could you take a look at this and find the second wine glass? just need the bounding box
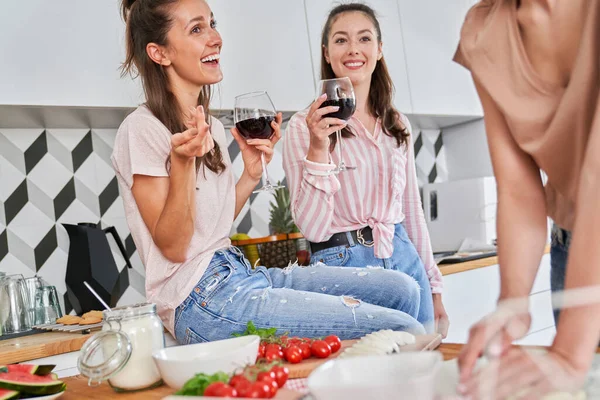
[317,77,357,173]
[234,91,283,194]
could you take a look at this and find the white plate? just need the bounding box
[308,352,442,400]
[23,390,66,400]
[435,359,461,397]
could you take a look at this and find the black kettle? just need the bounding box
[62,223,132,315]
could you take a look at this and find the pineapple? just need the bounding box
[260,184,299,268]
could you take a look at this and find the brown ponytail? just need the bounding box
[320,3,410,150]
[120,0,226,175]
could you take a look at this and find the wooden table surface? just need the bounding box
[57,343,462,399]
[0,331,92,364]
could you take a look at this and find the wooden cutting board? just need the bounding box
[0,331,93,364]
[285,333,442,379]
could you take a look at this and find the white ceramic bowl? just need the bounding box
[152,335,260,389]
[307,351,443,400]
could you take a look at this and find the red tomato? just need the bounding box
[257,371,277,382]
[235,380,253,397]
[247,381,271,398]
[266,379,278,398]
[324,335,342,353]
[270,365,289,388]
[265,348,283,362]
[297,342,311,359]
[265,343,283,353]
[257,375,278,398]
[264,343,283,361]
[311,340,332,358]
[230,374,251,389]
[257,343,266,358]
[284,346,303,364]
[203,382,237,397]
[279,335,289,345]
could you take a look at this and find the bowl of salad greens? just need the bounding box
[152,335,260,389]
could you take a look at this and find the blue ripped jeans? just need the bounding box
[174,246,425,345]
[550,223,571,325]
[310,223,434,332]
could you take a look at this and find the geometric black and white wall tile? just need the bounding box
[0,113,448,315]
[0,128,146,315]
[414,129,448,187]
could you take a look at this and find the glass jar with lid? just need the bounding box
[78,302,165,392]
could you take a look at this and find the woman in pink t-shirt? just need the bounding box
[112,0,426,345]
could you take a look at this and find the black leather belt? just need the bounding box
[310,227,374,254]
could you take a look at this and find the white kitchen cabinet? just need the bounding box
[304,0,413,113]
[443,264,501,344]
[208,0,315,111]
[0,0,143,108]
[397,0,482,116]
[443,254,554,345]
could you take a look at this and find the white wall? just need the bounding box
[398,0,482,116]
[208,0,316,111]
[0,0,143,107]
[442,119,493,181]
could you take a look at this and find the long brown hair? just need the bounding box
[120,0,226,175]
[321,3,409,150]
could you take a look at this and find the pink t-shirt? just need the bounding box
[111,105,235,335]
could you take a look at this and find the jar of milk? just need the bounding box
[77,303,165,392]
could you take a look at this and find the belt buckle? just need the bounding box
[357,228,374,247]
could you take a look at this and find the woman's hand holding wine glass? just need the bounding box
[233,91,284,193]
[305,93,348,163]
[308,77,356,173]
[171,105,215,160]
[231,112,282,182]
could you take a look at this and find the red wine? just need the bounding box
[319,98,356,121]
[235,116,275,140]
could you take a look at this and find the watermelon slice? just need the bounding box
[0,364,56,376]
[0,389,18,400]
[0,372,64,396]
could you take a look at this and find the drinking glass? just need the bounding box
[234,91,284,194]
[34,285,63,325]
[23,276,45,324]
[0,276,32,334]
[317,77,357,173]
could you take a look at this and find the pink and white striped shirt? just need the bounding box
[282,110,443,294]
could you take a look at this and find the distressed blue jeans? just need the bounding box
[310,223,434,332]
[174,246,425,344]
[550,223,571,325]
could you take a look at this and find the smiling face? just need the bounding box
[323,11,382,87]
[153,0,223,88]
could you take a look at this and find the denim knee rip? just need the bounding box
[551,223,572,249]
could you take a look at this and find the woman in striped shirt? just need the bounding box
[283,3,448,336]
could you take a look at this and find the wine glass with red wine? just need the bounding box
[234,91,284,194]
[318,77,356,173]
